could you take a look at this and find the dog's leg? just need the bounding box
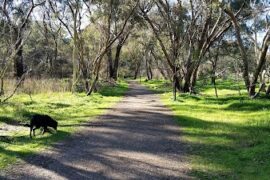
[33,127,38,136]
[30,127,32,138]
[42,127,45,135]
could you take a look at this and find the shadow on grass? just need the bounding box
[204,96,246,104]
[178,94,201,101]
[0,130,70,145]
[226,101,270,111]
[0,130,71,171]
[48,103,71,109]
[0,116,20,126]
[175,115,270,179]
[23,101,37,106]
[196,79,246,91]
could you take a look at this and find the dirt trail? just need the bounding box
[1,81,191,179]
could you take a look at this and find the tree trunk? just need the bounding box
[183,68,193,93]
[213,77,218,98]
[0,78,4,96]
[87,61,101,96]
[14,41,24,78]
[190,66,199,93]
[182,44,193,92]
[173,75,177,101]
[112,43,123,80]
[145,56,153,81]
[107,47,114,79]
[81,68,89,92]
[149,65,153,80]
[211,76,216,85]
[134,60,141,79]
[52,39,58,76]
[174,74,182,92]
[71,27,79,93]
[249,31,270,96]
[266,84,270,96]
[211,64,217,85]
[87,75,98,96]
[224,9,251,93]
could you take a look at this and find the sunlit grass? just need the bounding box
[0,81,128,169]
[141,79,270,179]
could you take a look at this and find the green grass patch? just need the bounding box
[141,79,270,179]
[0,81,128,169]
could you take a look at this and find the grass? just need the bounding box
[140,79,270,179]
[0,81,128,169]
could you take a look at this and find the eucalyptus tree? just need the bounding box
[93,0,138,81]
[86,0,139,95]
[48,0,91,92]
[140,0,187,97]
[140,0,232,96]
[223,0,270,97]
[0,0,44,79]
[48,0,139,94]
[37,4,62,76]
[0,0,44,100]
[183,1,233,93]
[0,0,45,79]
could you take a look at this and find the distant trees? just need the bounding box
[46,0,138,94]
[133,0,270,98]
[100,0,135,81]
[0,0,270,100]
[139,0,232,94]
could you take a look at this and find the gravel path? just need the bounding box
[1,82,191,179]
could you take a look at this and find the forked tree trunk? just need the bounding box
[183,71,192,93]
[174,74,182,92]
[134,60,141,79]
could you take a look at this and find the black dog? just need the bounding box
[24,114,58,138]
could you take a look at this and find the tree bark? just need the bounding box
[14,30,24,78]
[134,60,141,79]
[0,78,4,96]
[183,67,193,93]
[112,43,123,80]
[107,48,114,79]
[14,44,24,78]
[224,8,250,93]
[190,66,199,93]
